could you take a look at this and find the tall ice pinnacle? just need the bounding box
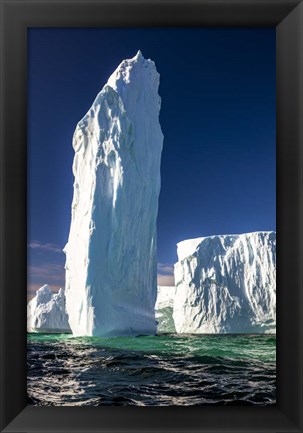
[64,52,163,337]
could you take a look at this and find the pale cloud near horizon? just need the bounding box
[28,263,65,298]
[157,274,175,286]
[29,263,65,282]
[27,260,175,299]
[157,262,175,287]
[27,263,65,299]
[28,240,63,254]
[157,262,174,275]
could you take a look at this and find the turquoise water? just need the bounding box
[27,333,276,406]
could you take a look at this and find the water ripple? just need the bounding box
[27,333,276,406]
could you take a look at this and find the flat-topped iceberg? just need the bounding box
[27,285,71,333]
[173,231,276,334]
[64,51,163,337]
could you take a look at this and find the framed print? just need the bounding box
[0,0,302,432]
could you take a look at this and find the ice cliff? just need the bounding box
[173,231,276,334]
[64,51,163,337]
[27,285,71,333]
[155,286,176,333]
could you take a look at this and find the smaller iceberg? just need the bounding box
[173,231,276,334]
[27,284,71,333]
[155,286,176,333]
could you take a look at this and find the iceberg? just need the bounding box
[155,286,176,333]
[64,51,163,337]
[27,285,71,333]
[173,231,276,334]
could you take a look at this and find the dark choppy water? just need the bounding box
[27,333,276,406]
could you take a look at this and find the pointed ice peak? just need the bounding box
[36,284,52,304]
[107,51,160,105]
[134,50,144,61]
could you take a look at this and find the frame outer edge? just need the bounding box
[0,0,303,432]
[0,0,28,431]
[276,1,303,430]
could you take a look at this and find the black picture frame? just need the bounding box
[1,0,302,432]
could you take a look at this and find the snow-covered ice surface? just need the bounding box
[155,286,176,333]
[173,232,276,334]
[64,51,163,337]
[27,285,71,333]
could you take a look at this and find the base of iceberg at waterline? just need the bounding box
[155,286,176,333]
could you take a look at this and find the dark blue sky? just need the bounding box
[28,28,276,294]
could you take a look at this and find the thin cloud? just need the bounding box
[28,263,65,285]
[157,262,175,287]
[28,261,176,295]
[28,240,63,254]
[157,274,175,287]
[157,262,174,275]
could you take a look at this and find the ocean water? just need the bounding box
[27,333,276,406]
